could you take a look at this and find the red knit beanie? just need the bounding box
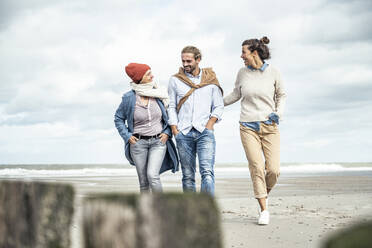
[125,63,151,83]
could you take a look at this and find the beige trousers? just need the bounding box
[240,123,280,199]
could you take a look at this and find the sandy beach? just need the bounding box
[218,175,372,248]
[1,165,372,248]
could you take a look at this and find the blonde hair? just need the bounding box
[181,46,202,60]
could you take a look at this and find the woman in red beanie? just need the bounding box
[115,63,179,193]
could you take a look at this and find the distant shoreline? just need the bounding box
[1,162,372,167]
[1,163,372,179]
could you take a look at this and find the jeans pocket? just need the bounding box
[266,123,278,134]
[175,132,182,139]
[157,138,166,145]
[205,128,214,134]
[130,142,136,147]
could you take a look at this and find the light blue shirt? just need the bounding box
[247,62,269,71]
[168,69,224,135]
[241,113,279,132]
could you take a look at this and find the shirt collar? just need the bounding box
[185,69,201,78]
[247,62,268,72]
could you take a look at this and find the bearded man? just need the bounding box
[167,46,224,196]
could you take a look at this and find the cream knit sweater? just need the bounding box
[224,65,286,122]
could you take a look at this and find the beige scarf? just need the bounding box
[130,81,169,108]
[173,67,223,113]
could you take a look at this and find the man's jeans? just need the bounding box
[130,137,167,193]
[175,128,216,196]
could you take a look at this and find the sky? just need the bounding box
[0,0,372,164]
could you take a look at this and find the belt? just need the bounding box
[133,133,161,140]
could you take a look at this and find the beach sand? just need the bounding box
[11,171,372,248]
[218,175,372,248]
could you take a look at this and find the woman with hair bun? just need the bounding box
[224,36,287,225]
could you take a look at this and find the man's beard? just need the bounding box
[184,65,195,73]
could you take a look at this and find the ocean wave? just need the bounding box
[281,163,372,173]
[0,168,137,178]
[216,163,372,173]
[0,163,371,178]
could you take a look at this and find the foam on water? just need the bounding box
[215,163,372,173]
[0,168,137,178]
[281,163,372,173]
[0,163,371,178]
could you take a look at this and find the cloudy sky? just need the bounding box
[1,0,371,164]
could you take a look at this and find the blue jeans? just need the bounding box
[175,128,216,196]
[130,137,167,193]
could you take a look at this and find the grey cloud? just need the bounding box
[323,0,372,14]
[302,0,372,45]
[1,0,372,163]
[1,101,116,130]
[0,0,58,30]
[0,85,17,104]
[1,80,123,130]
[289,82,372,116]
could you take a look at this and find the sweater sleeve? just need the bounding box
[223,70,242,106]
[274,69,287,119]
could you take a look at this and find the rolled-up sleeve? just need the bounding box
[210,86,224,122]
[167,77,178,126]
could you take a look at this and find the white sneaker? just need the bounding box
[258,210,270,225]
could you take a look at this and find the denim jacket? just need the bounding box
[114,90,179,174]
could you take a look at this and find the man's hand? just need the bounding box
[159,133,169,144]
[128,135,139,145]
[205,123,214,130]
[205,117,218,130]
[170,125,179,136]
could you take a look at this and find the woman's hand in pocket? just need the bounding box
[159,133,169,144]
[129,136,139,145]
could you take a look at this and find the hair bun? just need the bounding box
[260,36,270,44]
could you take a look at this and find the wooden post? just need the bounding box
[0,181,74,248]
[322,221,372,248]
[83,193,222,248]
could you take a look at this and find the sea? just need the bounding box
[1,163,371,179]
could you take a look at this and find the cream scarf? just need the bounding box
[130,81,169,108]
